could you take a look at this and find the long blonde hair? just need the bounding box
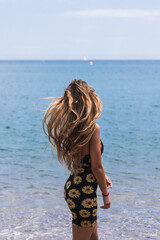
[42,79,102,174]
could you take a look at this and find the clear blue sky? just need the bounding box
[0,0,160,60]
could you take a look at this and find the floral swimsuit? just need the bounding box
[64,139,104,227]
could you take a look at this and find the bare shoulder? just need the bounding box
[91,124,100,141]
[90,123,101,148]
[95,123,100,132]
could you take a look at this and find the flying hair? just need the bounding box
[42,79,102,175]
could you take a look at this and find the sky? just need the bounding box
[0,0,160,60]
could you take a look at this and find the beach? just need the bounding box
[0,60,159,239]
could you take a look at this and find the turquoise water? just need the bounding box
[0,60,160,239]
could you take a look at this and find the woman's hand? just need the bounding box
[105,175,112,189]
[100,195,111,209]
[100,175,112,209]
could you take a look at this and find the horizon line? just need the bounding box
[0,59,160,61]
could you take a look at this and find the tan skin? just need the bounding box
[72,124,112,240]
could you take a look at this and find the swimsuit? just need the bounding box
[64,139,104,228]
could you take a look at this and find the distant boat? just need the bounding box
[89,61,93,65]
[83,56,87,61]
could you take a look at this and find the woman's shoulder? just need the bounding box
[92,123,100,139]
[95,123,100,130]
[90,124,101,147]
[90,124,103,152]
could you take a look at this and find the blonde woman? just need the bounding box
[43,79,112,240]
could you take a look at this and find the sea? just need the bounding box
[0,60,159,240]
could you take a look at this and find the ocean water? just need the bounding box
[0,60,160,240]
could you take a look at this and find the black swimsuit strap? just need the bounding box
[100,139,104,154]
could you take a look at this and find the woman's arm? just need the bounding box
[90,124,111,209]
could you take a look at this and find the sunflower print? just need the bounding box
[68,189,81,198]
[77,167,84,173]
[82,185,94,194]
[80,221,92,227]
[64,139,104,227]
[81,198,93,208]
[92,197,97,207]
[86,173,95,183]
[66,181,71,189]
[79,209,91,218]
[92,209,97,217]
[66,199,75,209]
[83,163,90,167]
[64,189,66,199]
[72,212,77,219]
[73,176,82,184]
[92,220,97,227]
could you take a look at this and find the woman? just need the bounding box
[42,79,112,240]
